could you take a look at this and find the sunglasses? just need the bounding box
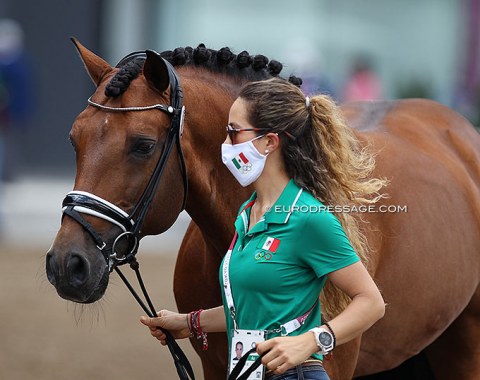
[225,125,297,144]
[225,125,269,144]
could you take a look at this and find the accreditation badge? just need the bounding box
[228,329,265,380]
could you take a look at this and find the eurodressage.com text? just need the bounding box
[271,204,408,214]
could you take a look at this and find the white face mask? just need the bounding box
[221,135,267,187]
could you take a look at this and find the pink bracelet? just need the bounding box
[190,309,208,351]
[186,313,194,337]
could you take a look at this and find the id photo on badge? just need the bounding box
[233,341,244,361]
[229,329,265,380]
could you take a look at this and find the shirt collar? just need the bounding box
[234,179,304,235]
[264,179,303,225]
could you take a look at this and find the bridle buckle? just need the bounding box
[96,242,106,251]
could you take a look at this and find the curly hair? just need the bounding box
[238,78,387,318]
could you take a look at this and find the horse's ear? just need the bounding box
[143,50,170,93]
[70,37,112,87]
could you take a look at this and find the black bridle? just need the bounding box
[63,50,187,270]
[61,51,194,380]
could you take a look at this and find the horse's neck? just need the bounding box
[185,166,249,257]
[181,69,250,256]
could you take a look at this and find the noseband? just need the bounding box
[62,50,187,272]
[61,51,194,380]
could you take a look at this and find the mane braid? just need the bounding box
[105,44,302,98]
[105,58,145,98]
[159,44,293,83]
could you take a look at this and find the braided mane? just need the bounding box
[105,43,302,98]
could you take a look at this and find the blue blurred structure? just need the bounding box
[0,19,33,181]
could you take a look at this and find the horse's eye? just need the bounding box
[133,140,156,156]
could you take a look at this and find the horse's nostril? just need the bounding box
[67,254,90,288]
[46,251,57,285]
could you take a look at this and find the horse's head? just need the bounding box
[46,39,187,303]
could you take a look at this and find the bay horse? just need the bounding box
[46,39,480,380]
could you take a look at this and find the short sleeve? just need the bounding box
[299,210,360,278]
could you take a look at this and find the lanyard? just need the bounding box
[225,199,318,380]
[222,204,317,334]
[223,230,240,330]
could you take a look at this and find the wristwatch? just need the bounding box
[309,327,334,355]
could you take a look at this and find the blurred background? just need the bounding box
[0,0,478,379]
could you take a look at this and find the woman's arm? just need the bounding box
[256,261,384,374]
[324,261,385,345]
[200,306,228,332]
[140,306,227,345]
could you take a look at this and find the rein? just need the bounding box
[61,51,194,380]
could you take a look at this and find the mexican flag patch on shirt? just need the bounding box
[261,236,281,252]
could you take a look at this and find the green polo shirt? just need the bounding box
[219,179,359,358]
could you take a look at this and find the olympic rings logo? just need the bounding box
[254,250,273,261]
[240,163,252,174]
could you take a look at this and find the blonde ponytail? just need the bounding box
[307,95,386,317]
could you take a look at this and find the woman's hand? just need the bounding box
[140,309,191,346]
[255,332,318,375]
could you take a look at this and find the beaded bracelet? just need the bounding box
[187,312,193,338]
[323,322,336,349]
[189,309,208,351]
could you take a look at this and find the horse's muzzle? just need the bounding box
[46,248,108,303]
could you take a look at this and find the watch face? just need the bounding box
[319,332,333,346]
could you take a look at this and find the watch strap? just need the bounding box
[309,327,334,355]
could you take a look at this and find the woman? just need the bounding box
[141,78,386,380]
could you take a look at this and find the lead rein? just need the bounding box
[114,259,196,380]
